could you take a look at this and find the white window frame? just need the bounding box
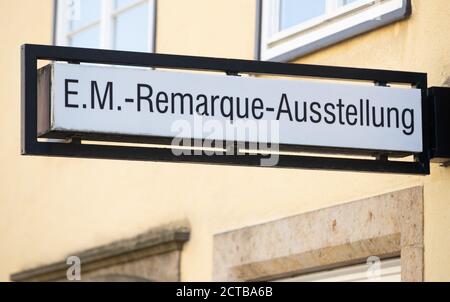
[55,0,156,52]
[277,258,401,282]
[260,0,411,62]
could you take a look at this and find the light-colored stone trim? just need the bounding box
[213,187,423,282]
[11,222,190,282]
[81,250,182,282]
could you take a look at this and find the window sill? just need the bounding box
[260,0,411,62]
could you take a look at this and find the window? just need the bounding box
[277,258,401,282]
[55,0,156,52]
[213,187,423,282]
[11,223,190,282]
[259,0,411,61]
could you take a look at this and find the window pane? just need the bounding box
[69,25,100,48]
[280,0,326,30]
[114,3,149,51]
[69,0,101,31]
[342,0,358,5]
[115,0,140,9]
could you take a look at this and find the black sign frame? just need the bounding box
[21,44,429,174]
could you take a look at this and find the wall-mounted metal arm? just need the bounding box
[429,87,450,165]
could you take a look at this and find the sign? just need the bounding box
[38,62,423,153]
[23,44,430,174]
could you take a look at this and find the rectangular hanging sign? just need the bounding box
[38,62,422,153]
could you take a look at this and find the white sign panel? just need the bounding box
[39,62,423,153]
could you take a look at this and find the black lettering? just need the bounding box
[346,104,358,125]
[387,107,399,128]
[252,98,264,119]
[196,94,209,116]
[337,99,345,125]
[276,93,293,121]
[91,81,113,110]
[372,107,385,127]
[310,102,322,123]
[137,84,153,112]
[402,109,414,135]
[324,103,336,124]
[236,97,249,119]
[171,93,193,115]
[65,79,79,108]
[359,99,364,126]
[366,99,370,126]
[220,96,234,121]
[156,91,168,113]
[211,95,220,116]
[294,101,307,122]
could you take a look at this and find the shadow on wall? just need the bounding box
[444,77,450,87]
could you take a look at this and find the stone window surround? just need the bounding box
[11,222,190,282]
[213,186,423,282]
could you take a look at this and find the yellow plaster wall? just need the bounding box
[0,0,448,281]
[292,0,450,281]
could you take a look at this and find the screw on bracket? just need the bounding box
[375,81,390,87]
[226,71,241,76]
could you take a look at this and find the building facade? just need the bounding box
[0,0,449,281]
